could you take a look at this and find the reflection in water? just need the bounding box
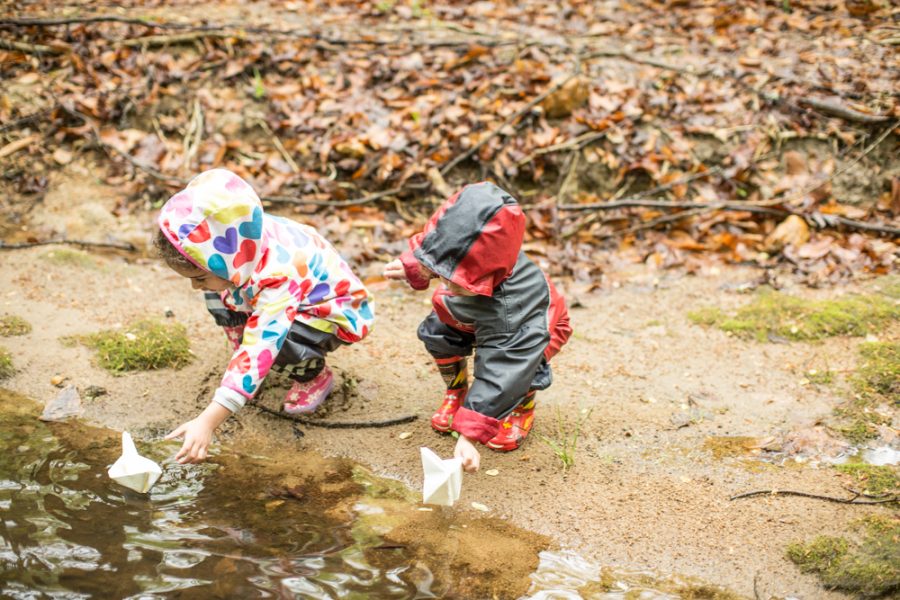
[0,397,428,599]
[0,391,742,600]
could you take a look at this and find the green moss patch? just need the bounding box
[835,342,899,444]
[852,342,899,405]
[786,516,900,597]
[703,436,761,460]
[0,348,13,380]
[40,248,98,269]
[835,463,900,497]
[0,315,31,337]
[73,320,192,373]
[688,287,899,342]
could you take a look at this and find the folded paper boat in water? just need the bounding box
[108,431,162,493]
[420,446,462,506]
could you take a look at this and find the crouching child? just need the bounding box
[384,182,571,472]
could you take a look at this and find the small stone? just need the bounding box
[471,502,490,512]
[485,469,499,476]
[164,308,175,318]
[83,385,107,400]
[40,385,83,422]
[398,431,413,440]
[50,375,65,387]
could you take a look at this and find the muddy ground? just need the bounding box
[1,166,896,599]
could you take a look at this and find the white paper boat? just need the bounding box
[420,447,462,507]
[108,432,162,493]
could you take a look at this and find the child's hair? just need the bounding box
[154,229,196,271]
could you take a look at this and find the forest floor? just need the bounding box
[1,1,898,597]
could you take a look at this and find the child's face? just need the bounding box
[170,262,233,292]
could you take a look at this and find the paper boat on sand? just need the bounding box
[420,447,462,506]
[108,432,162,493]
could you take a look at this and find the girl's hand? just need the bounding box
[383,259,407,281]
[166,418,213,464]
[454,435,481,473]
[165,402,231,464]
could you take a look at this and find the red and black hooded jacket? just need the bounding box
[399,182,572,443]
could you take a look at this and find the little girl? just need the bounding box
[156,169,374,464]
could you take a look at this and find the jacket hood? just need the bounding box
[412,182,525,297]
[158,169,267,288]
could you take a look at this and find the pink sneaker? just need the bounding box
[283,367,334,415]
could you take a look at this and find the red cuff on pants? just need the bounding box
[451,407,500,444]
[400,249,432,290]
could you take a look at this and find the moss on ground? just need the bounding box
[852,342,899,404]
[0,348,13,380]
[835,341,899,444]
[40,248,98,269]
[0,315,31,337]
[804,368,834,385]
[702,436,760,460]
[72,320,192,373]
[786,515,900,597]
[835,463,900,497]
[687,286,899,342]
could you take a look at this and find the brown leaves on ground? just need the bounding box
[0,0,897,288]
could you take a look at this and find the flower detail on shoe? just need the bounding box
[283,366,334,415]
[485,392,536,452]
[223,325,245,351]
[431,387,468,433]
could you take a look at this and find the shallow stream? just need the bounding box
[0,390,742,599]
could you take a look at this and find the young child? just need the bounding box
[156,169,373,464]
[384,182,571,472]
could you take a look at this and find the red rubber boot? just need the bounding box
[430,356,468,433]
[485,391,536,452]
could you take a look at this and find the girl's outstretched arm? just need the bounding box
[165,402,232,464]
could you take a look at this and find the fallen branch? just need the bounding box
[440,71,578,176]
[599,206,711,239]
[250,402,418,429]
[561,198,900,236]
[262,182,429,208]
[0,108,54,133]
[730,489,898,505]
[819,214,900,237]
[0,15,199,29]
[558,168,721,210]
[515,131,606,168]
[119,31,245,48]
[0,134,41,159]
[583,48,709,76]
[0,37,67,54]
[0,15,480,48]
[797,97,890,124]
[0,238,137,251]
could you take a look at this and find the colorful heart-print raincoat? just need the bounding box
[158,169,373,413]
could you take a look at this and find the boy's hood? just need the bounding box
[158,169,267,287]
[412,182,525,297]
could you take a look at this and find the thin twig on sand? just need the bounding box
[0,239,137,251]
[250,402,418,429]
[730,489,898,505]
